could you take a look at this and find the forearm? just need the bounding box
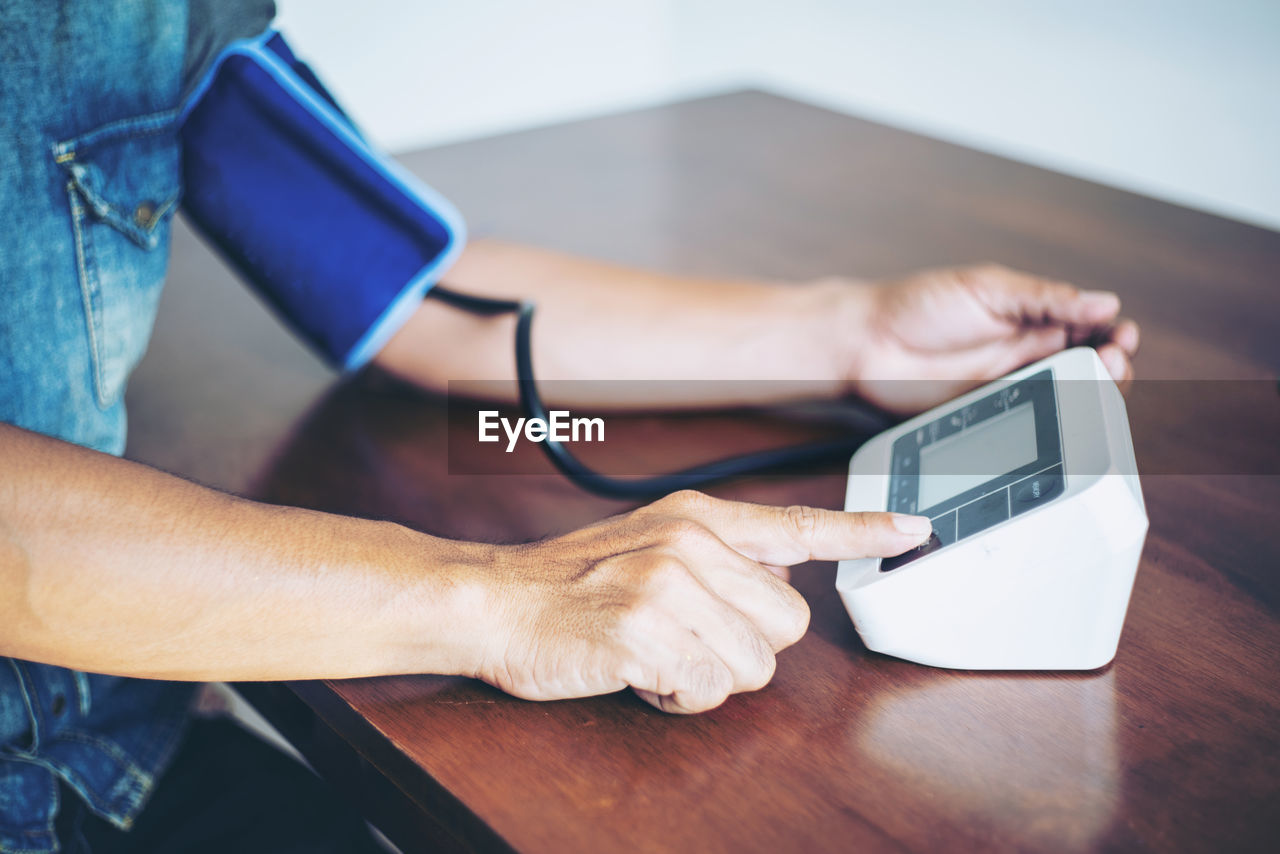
[374,240,870,407]
[0,423,490,681]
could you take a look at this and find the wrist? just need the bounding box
[798,276,878,395]
[374,525,501,679]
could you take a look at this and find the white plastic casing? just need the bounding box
[835,348,1148,670]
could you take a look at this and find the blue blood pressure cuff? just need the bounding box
[179,31,465,370]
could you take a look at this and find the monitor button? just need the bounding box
[880,530,943,572]
[957,489,1010,539]
[930,509,958,546]
[1013,465,1064,513]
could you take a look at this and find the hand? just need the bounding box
[472,490,933,713]
[834,264,1141,413]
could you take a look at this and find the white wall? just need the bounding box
[275,0,1280,230]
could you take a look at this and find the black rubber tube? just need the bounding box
[428,285,880,500]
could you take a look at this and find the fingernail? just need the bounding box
[892,514,933,537]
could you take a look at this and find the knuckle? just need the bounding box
[783,504,822,543]
[601,553,685,626]
[744,661,776,693]
[683,658,733,712]
[765,589,811,648]
[951,267,983,296]
[1044,279,1077,301]
[957,263,1011,293]
[654,517,714,549]
[660,489,712,514]
[783,596,812,645]
[743,641,777,692]
[631,551,691,594]
[605,598,650,640]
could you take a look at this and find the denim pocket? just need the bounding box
[52,110,181,409]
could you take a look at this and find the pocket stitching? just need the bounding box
[51,108,182,250]
[52,111,181,410]
[50,108,179,161]
[62,163,180,251]
[65,182,113,410]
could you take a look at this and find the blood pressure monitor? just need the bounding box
[836,347,1148,670]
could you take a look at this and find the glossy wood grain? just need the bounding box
[127,91,1280,853]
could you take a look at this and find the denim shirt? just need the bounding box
[0,2,256,850]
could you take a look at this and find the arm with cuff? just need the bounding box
[182,31,1136,416]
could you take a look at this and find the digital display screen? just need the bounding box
[916,403,1039,511]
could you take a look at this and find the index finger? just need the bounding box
[652,491,933,566]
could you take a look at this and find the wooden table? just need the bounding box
[126,91,1280,853]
